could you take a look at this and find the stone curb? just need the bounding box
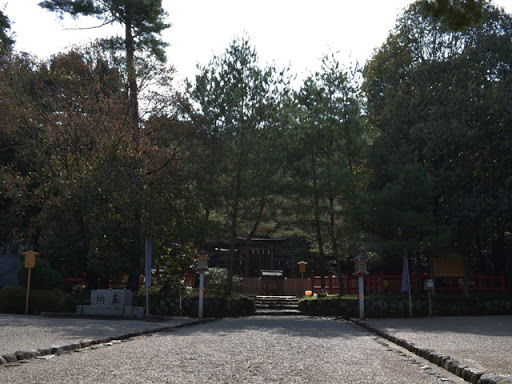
[351,319,512,384]
[0,318,215,367]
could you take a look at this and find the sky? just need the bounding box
[3,0,512,84]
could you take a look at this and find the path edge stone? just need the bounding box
[0,318,215,367]
[351,318,509,384]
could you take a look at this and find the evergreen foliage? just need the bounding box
[1,1,511,296]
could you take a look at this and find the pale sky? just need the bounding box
[3,0,512,84]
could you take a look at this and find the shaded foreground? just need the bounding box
[0,316,465,383]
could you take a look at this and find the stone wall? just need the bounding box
[299,295,512,318]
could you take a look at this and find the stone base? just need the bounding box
[76,305,144,317]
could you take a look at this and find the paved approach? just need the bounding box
[364,316,512,380]
[0,314,195,356]
[1,316,465,384]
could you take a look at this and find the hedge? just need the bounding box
[299,294,512,318]
[0,286,74,315]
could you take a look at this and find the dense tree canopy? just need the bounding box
[363,1,512,286]
[418,0,487,30]
[288,55,368,288]
[39,0,170,149]
[185,37,290,294]
[1,0,512,295]
[0,10,14,50]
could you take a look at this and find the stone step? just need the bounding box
[254,296,298,303]
[255,300,298,304]
[253,295,302,316]
[255,303,298,310]
[254,309,305,316]
[254,299,298,304]
[254,295,298,299]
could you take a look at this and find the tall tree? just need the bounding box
[363,1,512,290]
[186,37,289,294]
[291,56,367,289]
[39,0,170,150]
[0,45,193,288]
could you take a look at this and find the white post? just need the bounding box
[145,238,152,316]
[359,275,364,319]
[198,271,205,319]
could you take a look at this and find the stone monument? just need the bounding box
[76,289,144,317]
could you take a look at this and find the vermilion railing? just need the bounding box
[309,272,505,295]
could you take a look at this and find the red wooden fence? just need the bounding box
[309,272,505,295]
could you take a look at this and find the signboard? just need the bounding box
[432,253,464,277]
[24,250,37,269]
[22,250,38,314]
[353,254,368,276]
[424,279,434,290]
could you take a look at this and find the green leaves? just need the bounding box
[287,55,368,281]
[0,9,14,50]
[185,37,291,293]
[418,0,486,30]
[364,1,512,280]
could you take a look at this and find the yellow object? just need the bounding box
[23,250,38,315]
[23,250,38,269]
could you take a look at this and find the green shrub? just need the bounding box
[0,286,26,314]
[30,289,69,314]
[133,288,255,318]
[0,286,71,315]
[298,293,512,318]
[205,268,242,295]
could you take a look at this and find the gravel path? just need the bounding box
[0,316,464,384]
[0,314,194,355]
[365,316,512,379]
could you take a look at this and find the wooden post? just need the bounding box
[359,276,364,319]
[298,262,307,297]
[23,250,38,315]
[25,267,32,315]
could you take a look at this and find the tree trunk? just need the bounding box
[312,151,325,290]
[492,228,505,275]
[125,20,140,151]
[125,20,142,293]
[329,196,343,295]
[126,269,140,292]
[225,169,242,296]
